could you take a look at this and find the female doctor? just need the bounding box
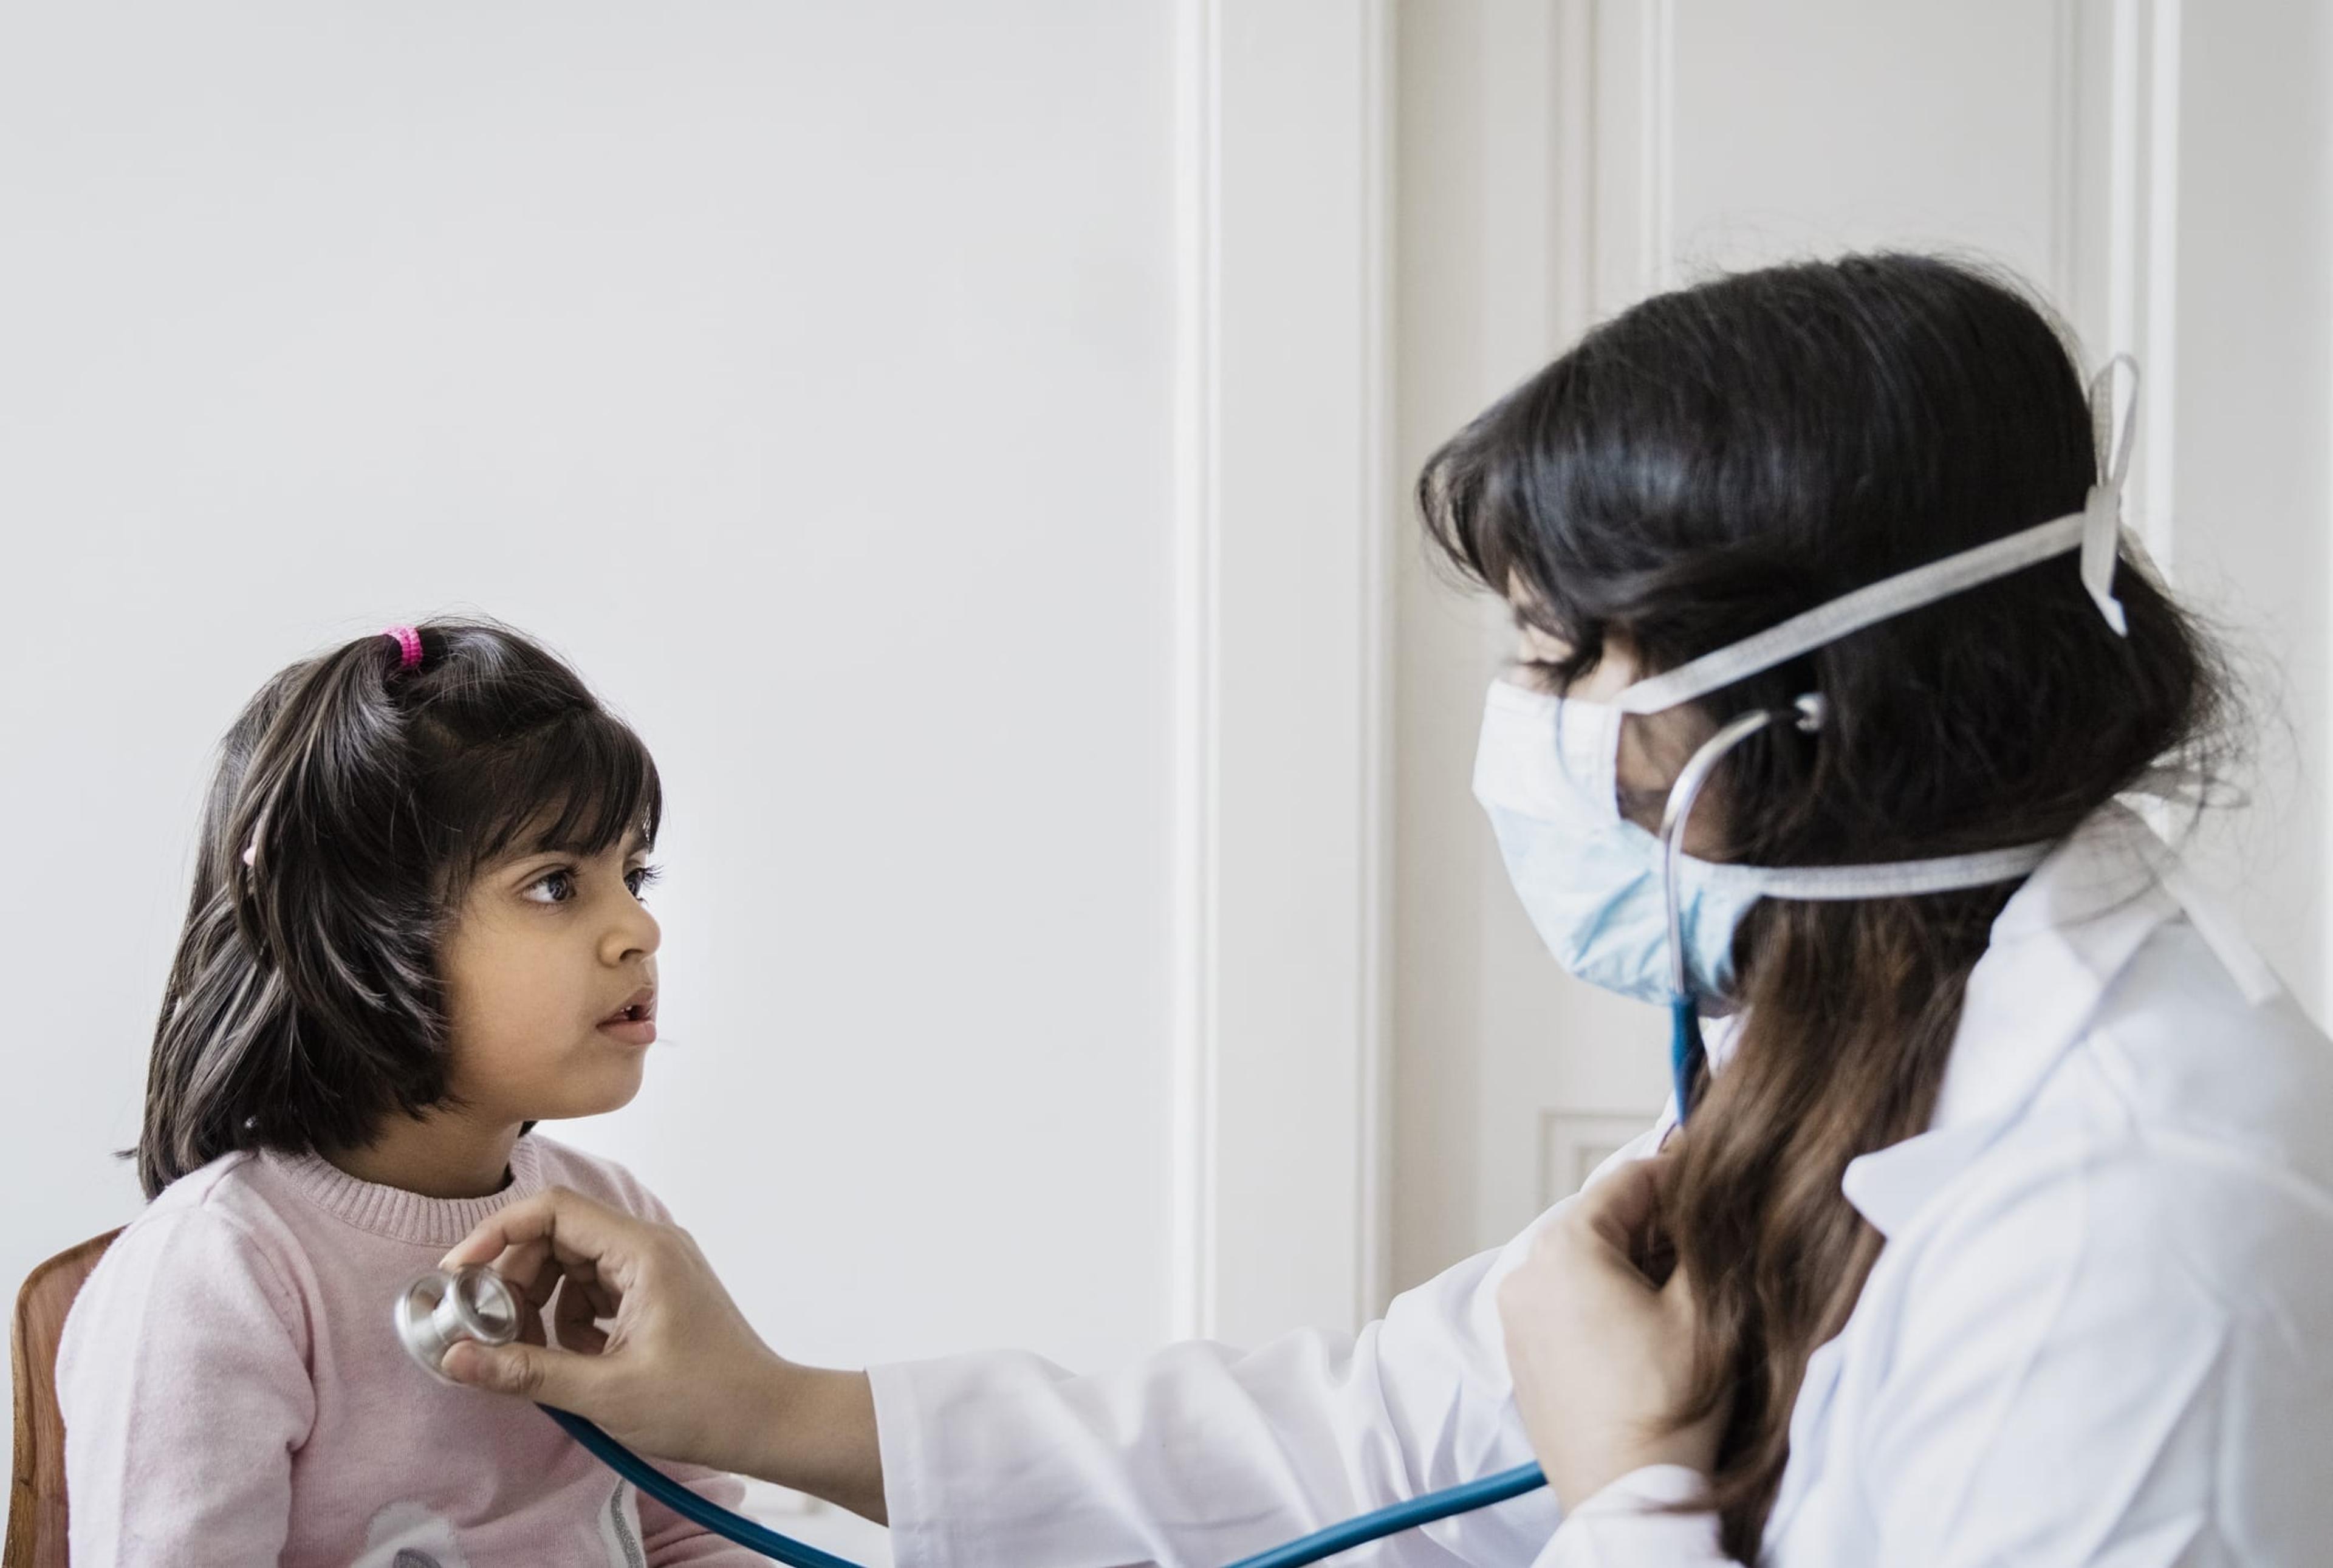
[439,254,2333,1564]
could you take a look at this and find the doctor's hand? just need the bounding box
[1497,1154,1729,1513]
[436,1187,887,1522]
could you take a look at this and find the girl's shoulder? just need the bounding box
[107,1149,305,1272]
[62,1153,312,1380]
[515,1133,677,1225]
[100,1147,304,1263]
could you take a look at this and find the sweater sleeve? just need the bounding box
[58,1207,316,1568]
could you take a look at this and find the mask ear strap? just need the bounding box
[2082,354,2142,637]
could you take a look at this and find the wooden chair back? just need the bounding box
[6,1231,122,1568]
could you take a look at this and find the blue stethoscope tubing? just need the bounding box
[542,1403,1547,1568]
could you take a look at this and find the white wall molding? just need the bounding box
[1354,0,1397,1324]
[1170,0,1397,1344]
[2049,0,2083,309]
[2160,0,2331,1021]
[1638,0,1677,295]
[2139,0,2182,567]
[1167,0,1224,1346]
[2063,0,2183,563]
[2107,0,2182,564]
[1550,0,1599,345]
[1574,0,1681,321]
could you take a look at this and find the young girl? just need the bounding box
[59,620,760,1567]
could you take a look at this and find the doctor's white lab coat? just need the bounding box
[866,804,2333,1566]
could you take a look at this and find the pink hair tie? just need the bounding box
[383,625,423,672]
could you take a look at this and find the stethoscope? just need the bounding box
[393,705,1798,1566]
[1658,694,1825,1122]
[394,1264,1541,1568]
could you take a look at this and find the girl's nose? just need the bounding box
[603,900,661,964]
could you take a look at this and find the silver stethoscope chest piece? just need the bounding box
[396,1265,521,1386]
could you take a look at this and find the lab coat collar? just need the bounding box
[1838,804,2198,1239]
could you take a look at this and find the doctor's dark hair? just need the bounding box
[137,619,662,1200]
[1419,254,2227,1559]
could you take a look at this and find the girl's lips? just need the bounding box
[598,985,657,1047]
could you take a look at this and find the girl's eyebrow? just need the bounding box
[527,831,652,863]
[489,839,645,885]
[511,821,653,861]
[488,849,567,878]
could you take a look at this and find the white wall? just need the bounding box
[13,0,2328,1547]
[0,1,1406,1552]
[1393,0,2333,1289]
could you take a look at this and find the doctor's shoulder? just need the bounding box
[1863,916,2333,1434]
[2071,911,2333,1216]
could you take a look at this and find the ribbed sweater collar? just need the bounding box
[263,1135,545,1247]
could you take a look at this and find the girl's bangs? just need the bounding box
[443,709,665,878]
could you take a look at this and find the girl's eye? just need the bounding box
[626,863,663,900]
[522,869,578,906]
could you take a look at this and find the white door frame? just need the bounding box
[1170,0,1397,1344]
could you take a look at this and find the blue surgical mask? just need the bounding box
[1473,677,2058,1118]
[1471,680,1769,1008]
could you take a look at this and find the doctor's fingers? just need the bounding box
[440,1186,658,1292]
[552,1276,612,1355]
[1569,1154,1679,1266]
[442,1334,617,1411]
[501,1237,621,1321]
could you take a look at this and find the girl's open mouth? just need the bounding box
[597,987,657,1047]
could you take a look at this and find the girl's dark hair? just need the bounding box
[138,618,662,1200]
[1418,253,2227,1559]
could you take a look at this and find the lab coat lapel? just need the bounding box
[1766,810,2183,1552]
[1838,805,2178,1240]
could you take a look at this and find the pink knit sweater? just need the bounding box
[58,1134,762,1567]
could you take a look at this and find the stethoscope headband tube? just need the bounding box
[1655,703,1808,1121]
